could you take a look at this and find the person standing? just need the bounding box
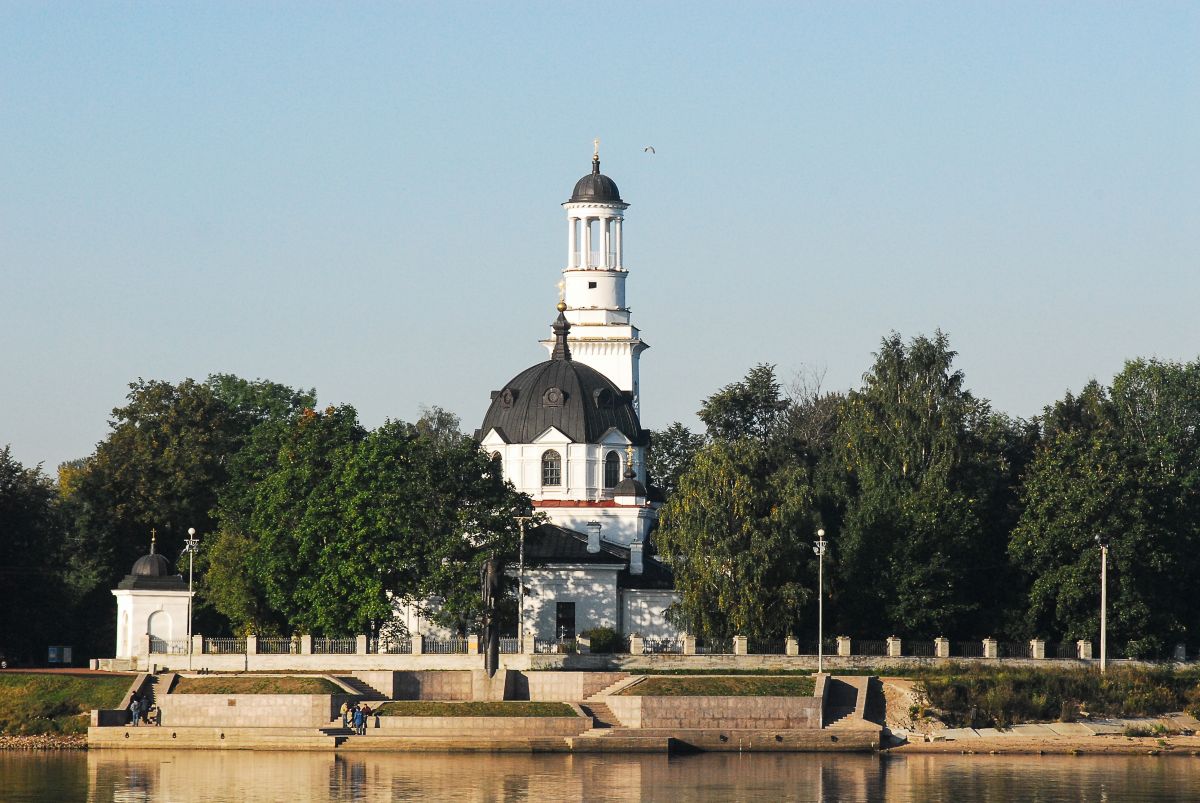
[130,696,141,727]
[340,700,351,728]
[353,705,365,736]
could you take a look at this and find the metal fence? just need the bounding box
[499,637,520,654]
[535,638,577,654]
[696,638,733,655]
[204,638,246,655]
[643,637,683,654]
[313,637,356,654]
[424,638,469,655]
[149,637,188,655]
[953,641,985,658]
[1049,642,1078,659]
[748,640,786,655]
[852,640,888,656]
[906,641,937,657]
[1000,642,1032,659]
[373,638,412,655]
[257,637,298,655]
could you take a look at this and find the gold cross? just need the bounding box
[150,528,157,553]
[625,444,634,468]
[593,138,600,158]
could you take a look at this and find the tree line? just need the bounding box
[650,333,1200,658]
[3,332,1198,662]
[1,376,529,662]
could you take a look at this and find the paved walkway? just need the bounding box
[933,713,1199,742]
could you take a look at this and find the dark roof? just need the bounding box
[478,311,646,446]
[116,573,188,591]
[524,523,675,590]
[614,463,647,497]
[132,552,173,577]
[568,156,623,204]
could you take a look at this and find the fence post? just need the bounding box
[785,636,799,656]
[356,635,368,655]
[467,634,480,655]
[733,636,748,656]
[837,636,851,657]
[300,634,313,655]
[1077,640,1093,660]
[934,637,950,659]
[683,634,697,656]
[138,633,152,659]
[523,630,536,655]
[887,636,902,658]
[411,634,424,655]
[630,635,645,656]
[1030,639,1045,659]
[191,634,204,656]
[246,634,258,655]
[983,638,998,659]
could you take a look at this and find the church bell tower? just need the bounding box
[542,141,648,414]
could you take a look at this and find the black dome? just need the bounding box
[480,311,645,446]
[569,156,623,204]
[132,552,173,577]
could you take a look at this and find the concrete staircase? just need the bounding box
[579,701,620,729]
[334,676,386,699]
[824,676,885,732]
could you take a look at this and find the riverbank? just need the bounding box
[891,732,1200,756]
[1,733,87,750]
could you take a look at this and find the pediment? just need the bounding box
[532,426,574,445]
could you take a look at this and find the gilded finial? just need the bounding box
[593,137,600,159]
[625,444,634,467]
[150,528,157,555]
[556,280,566,311]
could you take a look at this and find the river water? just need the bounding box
[3,750,1200,802]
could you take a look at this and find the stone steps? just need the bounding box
[579,701,622,728]
[585,674,639,700]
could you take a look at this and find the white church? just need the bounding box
[473,149,680,645]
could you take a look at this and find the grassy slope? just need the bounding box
[911,664,1200,728]
[620,676,816,696]
[172,676,342,695]
[376,701,576,717]
[0,673,133,735]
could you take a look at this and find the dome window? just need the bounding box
[542,450,562,486]
[542,387,565,407]
[593,387,613,409]
[499,389,516,408]
[604,450,620,489]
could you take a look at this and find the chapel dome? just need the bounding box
[568,157,623,204]
[132,552,173,577]
[479,311,646,446]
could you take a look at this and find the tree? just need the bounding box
[1011,360,1200,656]
[833,332,1021,638]
[657,438,819,641]
[645,423,705,500]
[0,447,75,663]
[698,363,791,442]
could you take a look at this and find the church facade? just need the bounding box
[474,151,680,645]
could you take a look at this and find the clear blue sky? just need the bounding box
[3,2,1197,472]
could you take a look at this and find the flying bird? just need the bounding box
[643,146,656,154]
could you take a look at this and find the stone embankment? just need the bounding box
[1,733,87,750]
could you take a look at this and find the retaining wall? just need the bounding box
[518,671,629,701]
[605,695,822,730]
[373,712,588,737]
[157,694,353,728]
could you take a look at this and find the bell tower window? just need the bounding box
[604,451,620,489]
[542,450,562,486]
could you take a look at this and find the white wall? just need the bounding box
[620,590,681,639]
[112,589,191,659]
[524,566,621,640]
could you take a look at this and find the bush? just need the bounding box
[581,627,623,654]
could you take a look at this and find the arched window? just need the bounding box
[604,450,620,489]
[542,449,562,486]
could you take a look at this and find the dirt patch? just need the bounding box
[619,676,815,696]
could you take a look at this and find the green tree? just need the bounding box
[698,363,790,442]
[656,439,818,640]
[1012,360,1200,656]
[0,447,76,663]
[833,332,1022,638]
[645,422,705,500]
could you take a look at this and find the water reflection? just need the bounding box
[4,749,1200,802]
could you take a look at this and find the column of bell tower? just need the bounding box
[543,148,649,414]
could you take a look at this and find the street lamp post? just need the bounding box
[1096,535,1108,674]
[183,527,200,671]
[813,528,828,674]
[516,516,533,654]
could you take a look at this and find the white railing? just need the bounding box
[149,637,189,655]
[257,637,299,655]
[313,637,356,654]
[424,638,469,654]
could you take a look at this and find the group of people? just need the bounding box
[340,701,374,735]
[128,694,161,726]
